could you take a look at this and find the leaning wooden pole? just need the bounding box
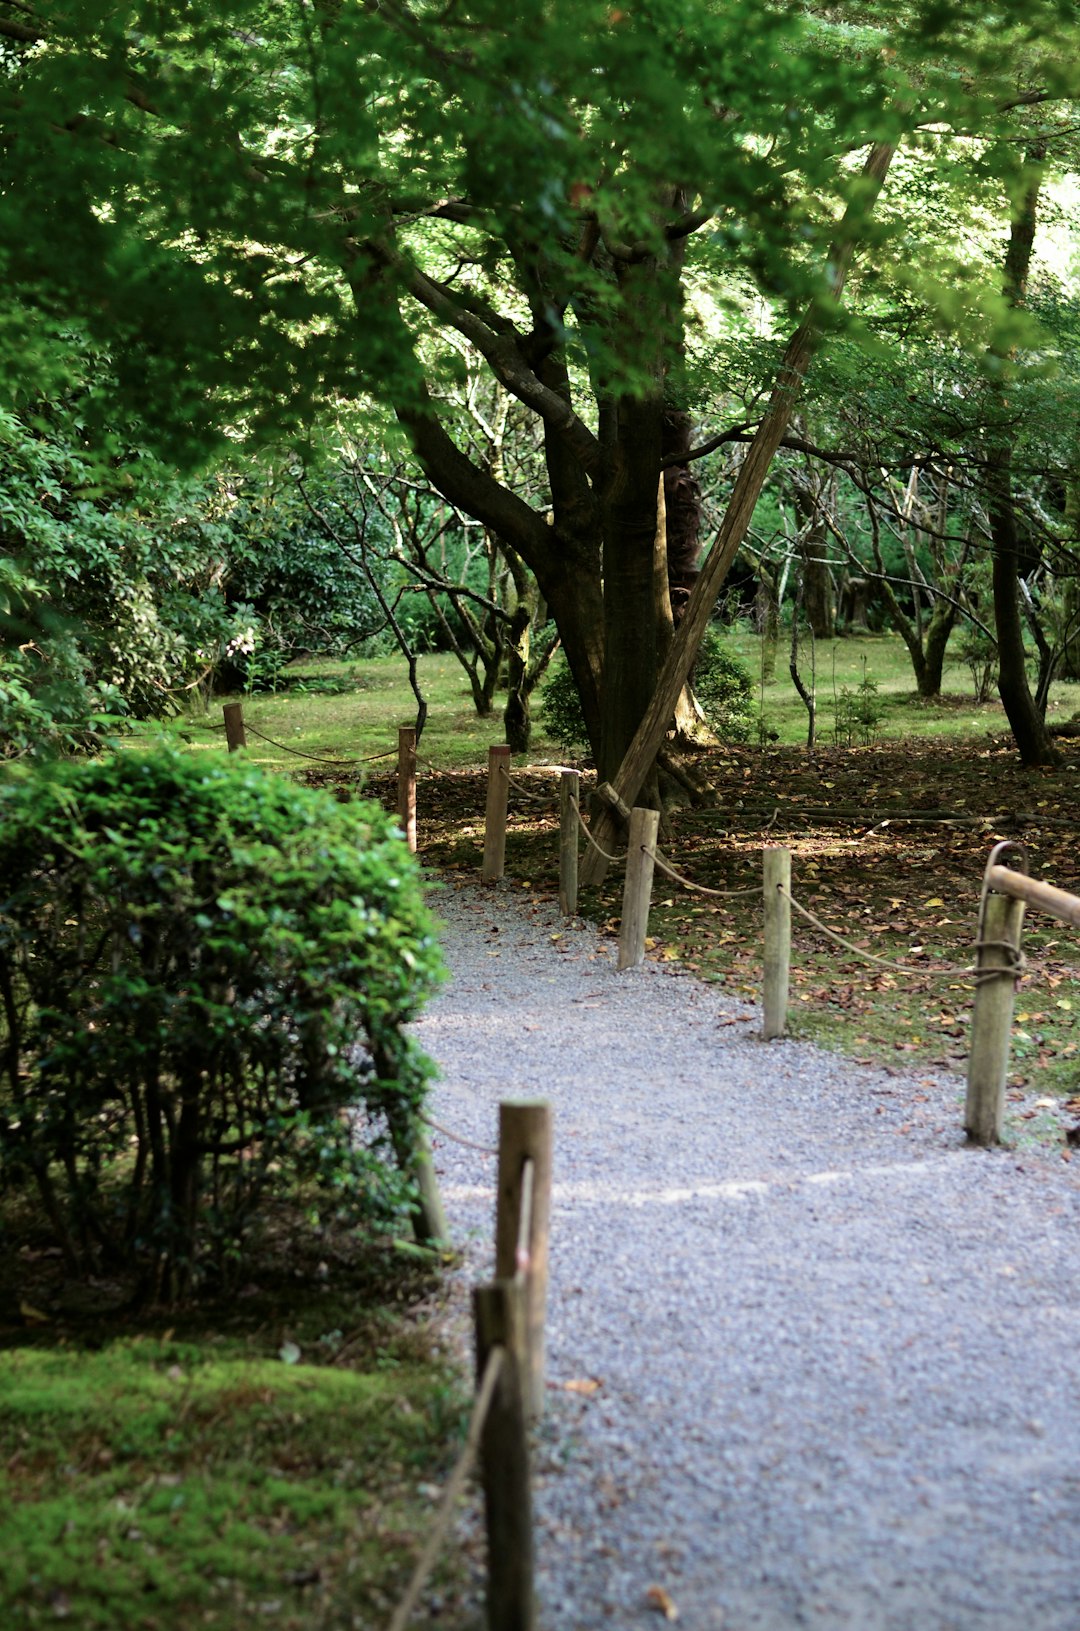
[762,846,792,1040]
[579,139,899,886]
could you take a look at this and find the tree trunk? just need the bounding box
[988,145,1059,767]
[579,140,899,878]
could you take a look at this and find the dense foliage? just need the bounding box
[541,630,754,751]
[0,748,444,1295]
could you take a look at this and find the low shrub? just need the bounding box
[539,628,754,750]
[0,747,443,1297]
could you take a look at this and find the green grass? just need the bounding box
[1,1335,468,1629]
[130,634,1080,770]
[1,1240,477,1631]
[134,653,567,775]
[723,627,1080,747]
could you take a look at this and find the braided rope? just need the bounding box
[783,887,1024,984]
[649,849,762,899]
[243,723,393,766]
[499,762,559,806]
[569,796,625,864]
[420,1110,499,1157]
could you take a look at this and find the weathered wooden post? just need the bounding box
[494,1100,552,1422]
[482,744,512,883]
[617,806,659,971]
[397,725,417,852]
[222,702,246,752]
[965,888,1026,1146]
[559,770,579,916]
[474,1280,535,1631]
[762,845,791,1040]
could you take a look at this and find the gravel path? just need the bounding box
[413,875,1080,1631]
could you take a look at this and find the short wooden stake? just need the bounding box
[397,725,417,852]
[474,1280,535,1631]
[222,701,246,752]
[965,889,1026,1146]
[763,846,791,1040]
[494,1100,552,1422]
[482,744,512,883]
[617,806,659,971]
[559,770,579,916]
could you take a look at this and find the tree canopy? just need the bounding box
[2,1,1079,772]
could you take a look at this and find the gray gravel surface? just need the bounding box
[413,875,1080,1631]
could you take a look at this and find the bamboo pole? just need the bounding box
[558,770,579,917]
[617,807,660,971]
[222,702,246,752]
[482,745,512,883]
[494,1101,553,1422]
[397,725,417,852]
[474,1280,535,1631]
[984,864,1080,930]
[762,846,791,1040]
[965,890,1026,1146]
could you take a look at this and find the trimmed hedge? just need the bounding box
[0,747,443,1296]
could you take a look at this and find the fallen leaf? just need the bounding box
[562,1377,602,1396]
[645,1585,679,1620]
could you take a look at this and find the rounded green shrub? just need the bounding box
[538,656,589,751]
[539,629,754,750]
[0,747,444,1295]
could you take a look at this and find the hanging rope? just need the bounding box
[569,796,625,864]
[648,848,762,899]
[498,762,559,806]
[243,723,394,766]
[783,887,1025,984]
[419,1110,499,1157]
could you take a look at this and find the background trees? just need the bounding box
[0,2,1077,771]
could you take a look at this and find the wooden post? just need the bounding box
[222,702,246,752]
[474,1280,535,1631]
[965,889,1026,1146]
[762,846,791,1040]
[482,744,512,883]
[411,1127,450,1247]
[617,806,659,971]
[397,725,417,853]
[494,1101,552,1422]
[559,770,579,916]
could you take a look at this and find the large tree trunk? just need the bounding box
[580,138,899,881]
[988,145,1059,767]
[599,387,662,783]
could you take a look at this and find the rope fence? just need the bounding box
[388,1099,551,1631]
[215,702,1076,1149]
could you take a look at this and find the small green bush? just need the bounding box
[691,629,755,743]
[539,629,754,750]
[0,747,443,1296]
[538,656,589,750]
